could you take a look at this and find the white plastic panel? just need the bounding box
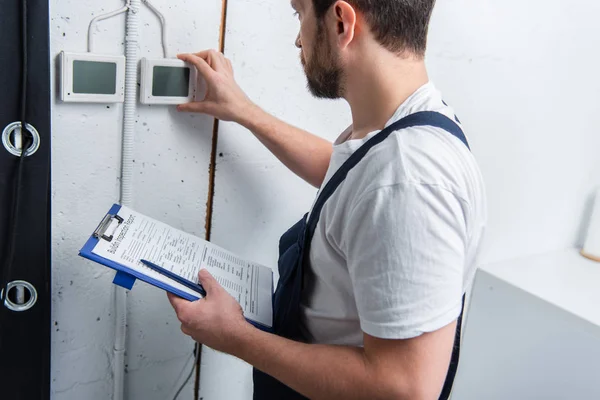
[453,269,600,399]
[139,58,197,105]
[60,51,125,103]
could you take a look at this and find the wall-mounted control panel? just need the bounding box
[140,58,198,105]
[60,52,125,103]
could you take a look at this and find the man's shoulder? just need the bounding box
[346,117,474,198]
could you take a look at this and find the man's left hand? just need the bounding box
[167,269,251,354]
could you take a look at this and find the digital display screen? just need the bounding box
[73,60,117,94]
[152,66,190,97]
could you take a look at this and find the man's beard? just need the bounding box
[302,24,343,99]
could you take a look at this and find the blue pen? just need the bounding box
[140,259,207,297]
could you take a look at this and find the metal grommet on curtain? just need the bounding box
[2,121,40,157]
[1,280,38,312]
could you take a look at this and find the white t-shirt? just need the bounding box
[299,82,487,345]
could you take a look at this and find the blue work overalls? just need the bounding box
[253,111,470,400]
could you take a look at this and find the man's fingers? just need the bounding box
[180,324,190,336]
[177,101,215,116]
[206,50,228,71]
[167,292,189,313]
[179,50,233,76]
[191,50,211,59]
[177,101,204,113]
[198,268,221,294]
[178,53,214,79]
[176,102,194,112]
[186,50,228,71]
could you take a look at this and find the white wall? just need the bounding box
[428,0,600,265]
[51,0,600,399]
[50,1,221,398]
[205,0,600,399]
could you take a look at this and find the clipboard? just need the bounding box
[79,204,201,301]
[79,204,274,331]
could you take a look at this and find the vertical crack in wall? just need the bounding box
[196,0,229,398]
[204,0,229,243]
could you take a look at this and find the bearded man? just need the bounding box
[169,1,487,399]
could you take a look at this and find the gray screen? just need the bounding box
[152,66,190,97]
[72,60,117,94]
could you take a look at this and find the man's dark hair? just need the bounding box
[312,0,436,56]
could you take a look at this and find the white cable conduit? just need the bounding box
[84,2,132,399]
[113,0,140,399]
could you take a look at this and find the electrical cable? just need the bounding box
[170,351,196,400]
[142,0,169,58]
[193,342,201,399]
[87,1,168,57]
[173,364,195,400]
[0,0,33,344]
[87,2,130,53]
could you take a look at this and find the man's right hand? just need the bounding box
[177,50,256,124]
[177,50,333,188]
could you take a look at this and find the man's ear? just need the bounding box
[332,1,357,49]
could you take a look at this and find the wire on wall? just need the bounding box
[142,0,169,58]
[87,2,130,53]
[87,1,169,58]
[169,350,195,400]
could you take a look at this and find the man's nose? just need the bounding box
[295,34,302,49]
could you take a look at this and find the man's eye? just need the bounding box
[293,11,299,18]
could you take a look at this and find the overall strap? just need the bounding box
[305,111,470,244]
[439,295,466,400]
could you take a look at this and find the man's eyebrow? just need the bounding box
[290,0,297,10]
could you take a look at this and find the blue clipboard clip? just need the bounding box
[140,259,207,298]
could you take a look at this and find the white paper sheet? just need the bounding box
[92,205,273,327]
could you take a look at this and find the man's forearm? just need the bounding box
[239,105,333,188]
[232,325,408,400]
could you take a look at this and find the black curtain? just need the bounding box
[0,0,51,398]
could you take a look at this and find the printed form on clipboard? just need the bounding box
[79,204,273,330]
